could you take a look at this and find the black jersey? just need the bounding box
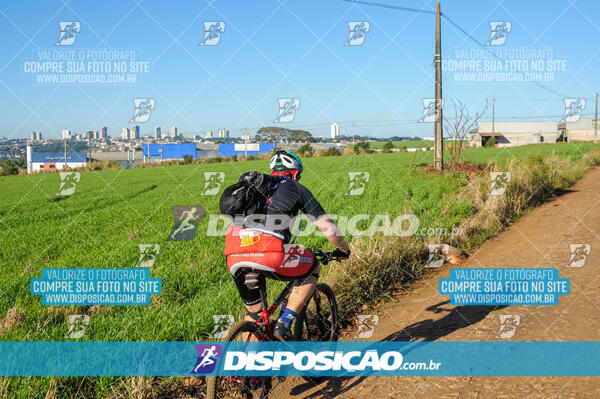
[263,178,327,243]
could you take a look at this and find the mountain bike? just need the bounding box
[206,250,342,399]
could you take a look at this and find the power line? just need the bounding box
[439,13,482,49]
[345,0,575,99]
[341,0,435,14]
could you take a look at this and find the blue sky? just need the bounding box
[1,0,599,139]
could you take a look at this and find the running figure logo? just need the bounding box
[56,172,80,196]
[65,314,89,339]
[496,315,520,339]
[566,243,591,268]
[200,22,225,46]
[192,344,222,374]
[346,172,370,196]
[201,172,225,196]
[487,172,511,196]
[355,314,378,338]
[486,22,511,46]
[56,22,81,46]
[274,98,300,123]
[167,206,204,241]
[345,22,370,46]
[419,99,443,123]
[426,244,445,268]
[129,98,156,123]
[136,244,160,268]
[209,315,235,339]
[560,98,586,123]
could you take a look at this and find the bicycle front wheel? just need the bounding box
[293,283,339,384]
[206,321,272,399]
[293,283,339,342]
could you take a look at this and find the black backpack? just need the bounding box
[219,171,283,217]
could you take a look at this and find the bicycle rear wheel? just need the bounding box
[206,321,272,399]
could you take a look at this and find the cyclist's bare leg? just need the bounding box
[239,303,262,342]
[244,303,262,322]
[285,275,317,313]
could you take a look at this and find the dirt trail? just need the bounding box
[275,166,600,398]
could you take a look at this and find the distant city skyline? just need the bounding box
[32,124,232,140]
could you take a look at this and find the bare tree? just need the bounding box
[443,99,489,171]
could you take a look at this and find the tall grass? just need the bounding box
[324,149,600,319]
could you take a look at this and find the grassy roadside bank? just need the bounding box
[326,149,600,320]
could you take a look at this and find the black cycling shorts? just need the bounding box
[232,258,320,306]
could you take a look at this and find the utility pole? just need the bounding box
[88,135,92,166]
[243,128,249,158]
[434,1,443,171]
[64,139,67,168]
[352,121,355,142]
[595,92,598,143]
[492,98,495,137]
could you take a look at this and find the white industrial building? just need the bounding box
[470,118,598,147]
[558,118,599,142]
[472,121,558,147]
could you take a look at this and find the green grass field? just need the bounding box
[1,142,599,397]
[0,149,466,342]
[2,142,599,341]
[368,139,433,149]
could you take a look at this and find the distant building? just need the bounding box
[30,131,43,141]
[130,125,140,140]
[171,126,178,138]
[161,131,169,139]
[83,131,94,140]
[100,126,107,139]
[26,145,87,173]
[62,129,72,139]
[154,126,161,139]
[143,143,197,162]
[30,132,36,141]
[206,130,213,138]
[218,143,275,157]
[471,121,558,147]
[330,123,339,139]
[559,118,599,142]
[121,128,130,140]
[218,128,229,138]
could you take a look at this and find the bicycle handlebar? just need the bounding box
[312,249,349,265]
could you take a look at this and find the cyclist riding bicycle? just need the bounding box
[223,150,350,341]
